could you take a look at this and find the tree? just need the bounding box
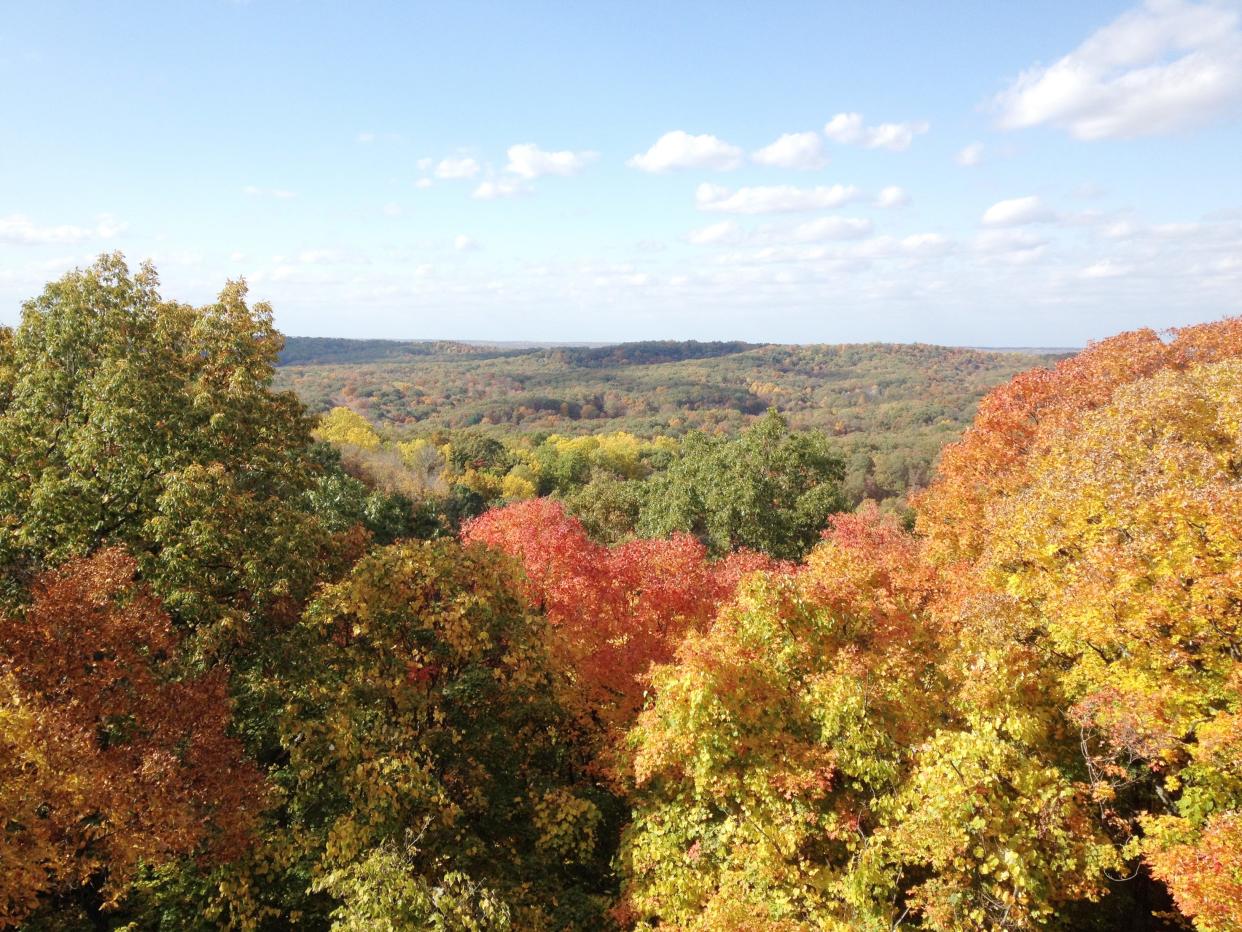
[637,410,844,560]
[915,318,1242,930]
[314,407,383,450]
[463,498,781,737]
[277,539,617,929]
[619,510,942,930]
[915,318,1242,565]
[0,254,330,648]
[974,358,1242,930]
[0,549,263,926]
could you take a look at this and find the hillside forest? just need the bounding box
[1,254,1240,931]
[274,335,1063,537]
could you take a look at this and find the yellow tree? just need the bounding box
[915,318,1242,930]
[314,406,383,450]
[978,359,1242,930]
[620,511,942,930]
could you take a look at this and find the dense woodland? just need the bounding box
[1,255,1240,931]
[275,336,1062,523]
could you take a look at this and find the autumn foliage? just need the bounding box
[0,549,262,925]
[616,318,1242,931]
[2,258,1239,931]
[462,497,782,730]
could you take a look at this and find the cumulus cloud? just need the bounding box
[435,156,481,180]
[975,229,1050,263]
[981,195,1056,226]
[876,185,910,208]
[823,112,930,150]
[454,234,479,252]
[995,0,1242,139]
[628,131,744,172]
[686,220,742,245]
[696,182,860,214]
[1080,259,1133,278]
[414,178,434,189]
[505,143,598,179]
[847,233,953,259]
[790,216,873,241]
[956,142,985,166]
[751,131,827,169]
[0,213,126,245]
[472,178,527,200]
[899,233,952,255]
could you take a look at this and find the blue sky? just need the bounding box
[2,0,1241,345]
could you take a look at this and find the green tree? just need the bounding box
[636,410,844,559]
[277,539,618,929]
[0,254,328,647]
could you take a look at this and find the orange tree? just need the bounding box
[0,549,262,927]
[617,319,1242,931]
[914,319,1242,930]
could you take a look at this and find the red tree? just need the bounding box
[463,498,784,731]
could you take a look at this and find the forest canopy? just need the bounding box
[0,256,1238,931]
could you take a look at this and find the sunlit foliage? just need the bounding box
[0,549,262,925]
[1,258,1237,932]
[277,539,616,929]
[463,498,781,735]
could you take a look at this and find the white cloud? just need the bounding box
[686,220,742,245]
[696,182,860,214]
[1080,259,1133,278]
[981,195,1055,226]
[823,112,930,150]
[435,156,481,180]
[849,234,954,259]
[357,131,376,144]
[472,178,527,200]
[995,0,1242,139]
[900,233,952,255]
[956,142,985,166]
[790,216,873,241]
[627,130,744,172]
[454,234,479,252]
[1103,219,1138,238]
[382,202,402,217]
[414,178,434,189]
[416,158,433,171]
[505,143,598,179]
[975,229,1050,263]
[0,213,126,245]
[751,131,827,169]
[876,185,910,208]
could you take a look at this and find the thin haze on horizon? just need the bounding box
[2,0,1241,345]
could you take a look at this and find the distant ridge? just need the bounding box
[280,336,1080,368]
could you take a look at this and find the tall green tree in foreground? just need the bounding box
[0,253,328,648]
[0,257,339,927]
